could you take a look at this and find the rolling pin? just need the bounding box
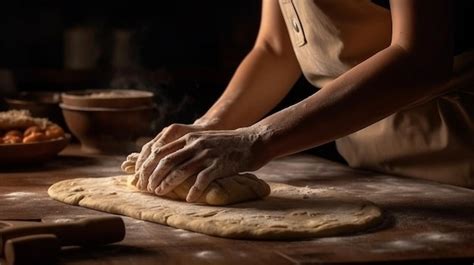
[4,234,60,265]
[0,216,125,257]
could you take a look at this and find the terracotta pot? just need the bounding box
[60,104,157,154]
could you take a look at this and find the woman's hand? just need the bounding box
[135,123,213,178]
[137,127,267,202]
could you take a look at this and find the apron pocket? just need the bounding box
[280,0,307,47]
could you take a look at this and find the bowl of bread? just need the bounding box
[0,110,70,165]
[4,91,66,129]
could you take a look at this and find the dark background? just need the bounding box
[0,1,472,161]
[0,1,266,129]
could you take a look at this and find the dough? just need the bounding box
[150,174,271,206]
[120,153,271,206]
[48,176,383,240]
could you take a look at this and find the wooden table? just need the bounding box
[1,145,474,264]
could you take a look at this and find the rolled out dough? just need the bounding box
[48,175,383,240]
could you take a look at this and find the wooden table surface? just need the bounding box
[1,145,474,265]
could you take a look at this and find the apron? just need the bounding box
[279,0,474,188]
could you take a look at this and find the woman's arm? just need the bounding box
[134,0,300,188]
[254,0,453,161]
[136,0,454,202]
[195,0,301,130]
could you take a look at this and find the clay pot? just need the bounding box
[60,104,156,154]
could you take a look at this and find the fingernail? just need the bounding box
[187,194,197,203]
[138,179,144,190]
[186,189,199,202]
[155,186,164,195]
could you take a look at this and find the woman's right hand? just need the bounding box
[134,123,214,189]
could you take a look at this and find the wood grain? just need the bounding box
[1,145,473,264]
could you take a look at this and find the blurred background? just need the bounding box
[0,1,263,122]
[0,0,472,157]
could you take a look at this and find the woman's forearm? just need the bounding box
[196,46,301,130]
[252,45,452,162]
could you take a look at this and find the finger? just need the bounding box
[154,125,188,148]
[129,173,140,186]
[135,132,168,190]
[154,150,210,195]
[146,145,194,192]
[136,142,153,172]
[136,132,163,171]
[120,153,139,174]
[186,164,219,203]
[126,152,140,163]
[138,139,186,191]
[121,160,136,174]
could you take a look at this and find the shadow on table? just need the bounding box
[383,201,474,223]
[60,244,158,263]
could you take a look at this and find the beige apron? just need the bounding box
[279,0,474,188]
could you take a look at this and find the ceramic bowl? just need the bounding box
[60,104,156,154]
[0,134,70,165]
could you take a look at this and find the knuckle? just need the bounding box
[201,148,212,156]
[160,131,171,141]
[190,138,207,149]
[160,156,174,166]
[141,160,150,170]
[152,148,162,155]
[172,168,185,178]
[196,173,210,184]
[163,176,175,186]
[184,132,195,141]
[168,123,183,133]
[164,172,180,186]
[152,142,163,151]
[142,142,151,151]
[193,138,203,146]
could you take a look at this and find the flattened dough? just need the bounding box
[120,153,271,206]
[48,176,383,240]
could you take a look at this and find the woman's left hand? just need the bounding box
[138,127,267,202]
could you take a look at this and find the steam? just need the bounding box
[109,70,198,134]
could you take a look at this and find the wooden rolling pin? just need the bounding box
[4,234,60,265]
[0,216,125,257]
